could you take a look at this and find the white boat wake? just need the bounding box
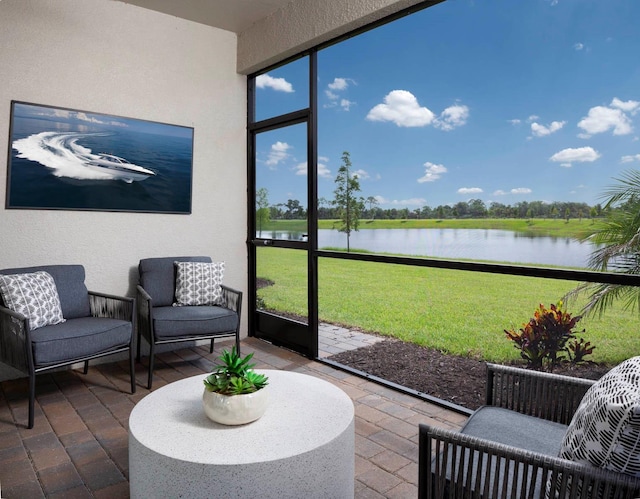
[12,131,155,183]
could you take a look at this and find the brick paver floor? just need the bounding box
[0,337,467,498]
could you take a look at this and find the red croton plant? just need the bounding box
[505,302,595,371]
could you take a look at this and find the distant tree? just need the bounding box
[256,187,270,233]
[365,196,379,220]
[332,151,364,252]
[284,199,305,219]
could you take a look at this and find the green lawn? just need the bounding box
[259,217,601,238]
[256,246,640,366]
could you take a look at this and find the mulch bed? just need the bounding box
[329,339,613,411]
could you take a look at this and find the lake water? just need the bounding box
[257,228,594,268]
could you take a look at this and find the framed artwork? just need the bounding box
[5,101,193,213]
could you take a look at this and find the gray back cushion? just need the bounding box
[0,265,91,319]
[139,256,212,307]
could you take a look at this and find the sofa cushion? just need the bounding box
[152,305,238,340]
[0,271,66,330]
[139,256,211,307]
[174,261,225,306]
[559,356,640,476]
[0,265,90,319]
[30,317,132,366]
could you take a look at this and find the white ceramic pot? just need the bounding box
[202,386,269,425]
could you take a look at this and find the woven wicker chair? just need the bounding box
[0,265,136,429]
[419,363,640,498]
[136,256,242,389]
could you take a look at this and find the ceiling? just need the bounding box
[118,0,294,33]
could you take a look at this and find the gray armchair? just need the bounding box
[136,256,242,389]
[0,264,136,429]
[420,363,640,498]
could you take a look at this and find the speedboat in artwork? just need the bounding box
[86,153,156,183]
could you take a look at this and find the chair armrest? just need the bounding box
[419,423,640,499]
[88,291,135,322]
[486,363,595,424]
[136,285,153,342]
[0,304,31,372]
[221,285,242,315]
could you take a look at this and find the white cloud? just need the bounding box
[340,99,354,111]
[367,91,469,130]
[367,90,435,127]
[527,115,540,123]
[325,90,338,101]
[621,154,640,164]
[265,141,291,167]
[318,162,332,178]
[434,104,470,131]
[328,78,350,91]
[611,97,640,115]
[294,160,332,178]
[417,162,447,183]
[511,187,532,194]
[458,187,483,194]
[493,189,507,196]
[256,74,294,93]
[391,198,427,206]
[578,99,635,137]
[530,120,566,137]
[295,162,307,176]
[508,119,521,125]
[324,78,355,111]
[353,169,369,180]
[550,146,601,167]
[574,42,584,51]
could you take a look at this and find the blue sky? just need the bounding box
[255,0,640,211]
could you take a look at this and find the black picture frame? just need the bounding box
[6,101,194,214]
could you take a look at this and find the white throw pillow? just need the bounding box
[559,356,640,477]
[173,261,225,307]
[0,271,66,329]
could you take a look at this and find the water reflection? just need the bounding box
[257,228,593,268]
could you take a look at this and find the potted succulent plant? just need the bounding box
[202,347,269,425]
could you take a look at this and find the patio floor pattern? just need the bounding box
[0,336,468,498]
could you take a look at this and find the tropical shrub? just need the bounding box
[505,302,594,371]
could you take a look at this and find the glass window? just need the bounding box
[255,123,308,241]
[255,56,309,122]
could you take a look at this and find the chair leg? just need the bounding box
[28,371,36,429]
[136,330,142,363]
[236,334,241,356]
[83,360,89,374]
[129,347,136,394]
[147,343,155,390]
[210,338,215,354]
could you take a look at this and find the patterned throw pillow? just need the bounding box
[174,261,225,307]
[558,356,640,476]
[0,271,66,330]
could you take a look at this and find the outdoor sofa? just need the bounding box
[419,360,640,498]
[0,264,136,428]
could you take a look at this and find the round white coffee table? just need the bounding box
[129,369,355,498]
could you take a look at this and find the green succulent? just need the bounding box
[203,347,269,395]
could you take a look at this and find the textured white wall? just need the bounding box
[0,0,248,379]
[237,0,436,74]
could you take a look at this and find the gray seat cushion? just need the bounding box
[139,256,211,307]
[0,265,90,319]
[431,407,570,497]
[30,317,132,366]
[461,406,568,456]
[152,305,239,340]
